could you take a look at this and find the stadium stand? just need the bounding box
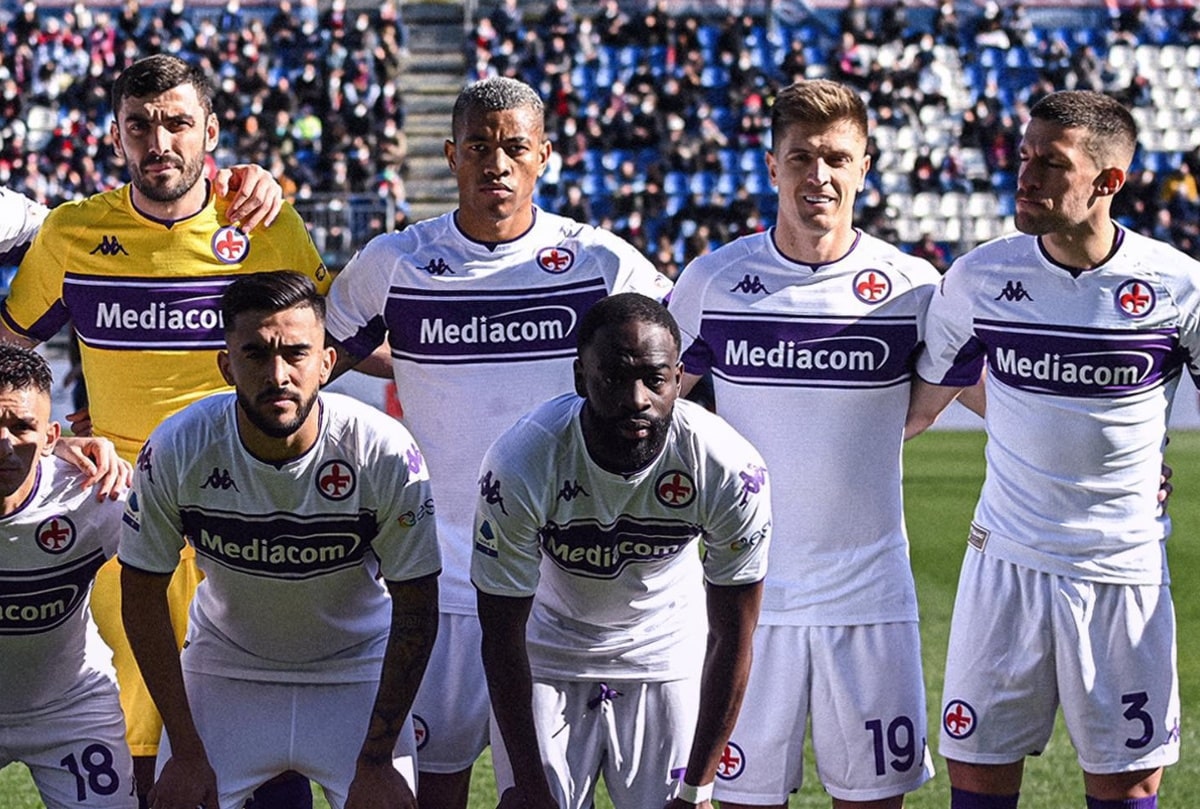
[3,1,1200,272]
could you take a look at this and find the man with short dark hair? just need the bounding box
[908,89,1190,809]
[325,76,672,809]
[121,271,440,809]
[474,292,770,809]
[0,344,135,809]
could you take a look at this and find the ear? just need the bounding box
[319,345,336,386]
[205,112,219,154]
[444,139,457,173]
[41,419,61,456]
[217,350,235,387]
[573,357,587,397]
[859,152,872,192]
[537,137,553,176]
[765,150,778,186]
[110,119,123,159]
[1096,166,1126,197]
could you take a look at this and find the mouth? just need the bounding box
[802,194,836,207]
[142,158,182,175]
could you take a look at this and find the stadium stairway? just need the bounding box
[399,2,468,221]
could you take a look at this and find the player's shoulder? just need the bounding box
[319,392,421,457]
[39,187,124,233]
[853,231,942,286]
[34,456,127,516]
[147,392,235,455]
[345,212,453,268]
[1120,226,1200,277]
[491,393,579,461]
[672,399,763,465]
[675,231,772,292]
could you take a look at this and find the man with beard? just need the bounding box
[120,271,440,809]
[0,54,328,807]
[472,293,770,809]
[907,90,1191,809]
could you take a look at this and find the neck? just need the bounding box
[456,206,534,244]
[775,221,856,265]
[235,405,320,464]
[1,465,38,517]
[131,179,210,224]
[1040,219,1118,271]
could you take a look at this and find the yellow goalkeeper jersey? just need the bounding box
[2,183,329,460]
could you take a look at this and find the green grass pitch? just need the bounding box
[3,429,1197,808]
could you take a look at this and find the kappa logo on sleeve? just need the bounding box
[479,470,507,515]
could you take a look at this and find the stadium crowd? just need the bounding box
[3,0,1200,270]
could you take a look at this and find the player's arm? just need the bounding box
[327,336,394,382]
[120,564,218,809]
[666,580,762,809]
[904,376,967,440]
[215,163,283,232]
[478,590,560,809]
[346,572,439,809]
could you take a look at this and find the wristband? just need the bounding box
[677,781,714,804]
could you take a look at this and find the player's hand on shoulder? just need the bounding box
[497,785,561,809]
[345,760,416,809]
[216,164,283,232]
[149,753,218,809]
[53,434,132,500]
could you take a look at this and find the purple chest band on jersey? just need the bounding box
[0,549,107,634]
[975,320,1183,397]
[700,314,920,388]
[64,273,239,351]
[384,279,607,364]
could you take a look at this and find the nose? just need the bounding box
[620,379,652,413]
[147,124,171,155]
[482,147,511,178]
[809,158,831,185]
[267,355,291,387]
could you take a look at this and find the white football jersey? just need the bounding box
[0,187,47,266]
[471,394,771,680]
[119,392,441,682]
[0,457,123,715]
[918,227,1200,583]
[325,208,671,615]
[670,230,938,625]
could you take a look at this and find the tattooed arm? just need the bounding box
[345,572,439,809]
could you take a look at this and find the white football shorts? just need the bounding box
[0,673,136,809]
[491,677,700,809]
[939,549,1180,774]
[158,671,416,809]
[411,612,491,773]
[714,622,933,803]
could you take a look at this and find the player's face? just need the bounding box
[1015,119,1107,236]
[111,83,217,213]
[218,305,335,454]
[445,104,552,242]
[768,118,869,244]
[574,320,682,475]
[0,385,59,501]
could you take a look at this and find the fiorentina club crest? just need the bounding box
[852,269,892,304]
[654,470,696,509]
[316,460,356,501]
[36,515,76,554]
[1115,279,1155,319]
[212,225,250,264]
[536,245,575,274]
